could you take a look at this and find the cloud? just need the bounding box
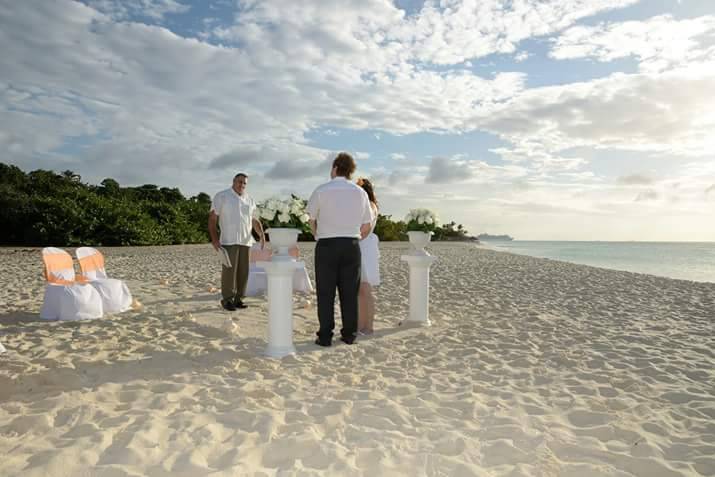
[0,0,649,197]
[479,63,715,157]
[209,148,263,170]
[635,189,659,202]
[81,0,190,21]
[491,145,587,173]
[264,157,333,180]
[426,157,473,184]
[514,51,530,62]
[390,0,641,65]
[551,15,715,73]
[208,143,328,172]
[388,168,423,186]
[617,174,654,185]
[487,198,607,216]
[389,153,407,161]
[365,164,426,188]
[0,0,528,187]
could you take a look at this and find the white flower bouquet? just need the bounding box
[405,208,439,234]
[256,195,312,234]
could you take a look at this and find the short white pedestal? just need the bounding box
[257,260,304,358]
[400,254,437,326]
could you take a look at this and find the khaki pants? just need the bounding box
[221,245,250,301]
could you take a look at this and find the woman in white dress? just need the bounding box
[357,178,380,334]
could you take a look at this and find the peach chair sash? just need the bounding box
[76,247,107,280]
[42,247,85,284]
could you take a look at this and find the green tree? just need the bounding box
[0,162,470,246]
[374,214,407,241]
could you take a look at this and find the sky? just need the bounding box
[1,0,714,241]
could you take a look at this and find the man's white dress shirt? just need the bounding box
[210,188,256,246]
[306,177,372,239]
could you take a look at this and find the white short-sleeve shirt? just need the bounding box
[210,188,256,246]
[306,177,373,239]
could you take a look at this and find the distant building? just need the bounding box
[477,233,514,241]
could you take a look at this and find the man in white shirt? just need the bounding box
[209,173,265,311]
[307,153,373,346]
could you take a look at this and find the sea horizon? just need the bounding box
[480,239,715,283]
[481,237,715,243]
[498,240,715,243]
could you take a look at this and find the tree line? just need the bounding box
[0,163,471,246]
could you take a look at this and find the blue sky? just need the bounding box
[1,0,714,240]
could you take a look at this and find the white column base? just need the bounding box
[399,318,432,328]
[257,260,304,358]
[264,343,297,358]
[400,255,437,326]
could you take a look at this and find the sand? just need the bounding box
[1,242,714,476]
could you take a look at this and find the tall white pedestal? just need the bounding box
[400,255,437,326]
[257,260,304,358]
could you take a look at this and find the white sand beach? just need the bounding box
[1,243,714,476]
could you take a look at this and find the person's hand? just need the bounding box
[211,238,220,251]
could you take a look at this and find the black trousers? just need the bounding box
[315,237,361,342]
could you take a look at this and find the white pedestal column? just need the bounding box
[257,260,304,358]
[400,255,437,326]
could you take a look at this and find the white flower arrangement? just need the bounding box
[405,208,439,233]
[256,195,312,233]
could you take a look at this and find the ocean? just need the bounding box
[481,240,715,283]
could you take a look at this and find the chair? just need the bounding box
[244,244,314,297]
[75,247,133,314]
[40,247,103,321]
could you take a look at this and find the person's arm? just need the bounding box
[359,191,372,240]
[208,211,220,251]
[360,222,371,239]
[252,218,265,249]
[306,189,319,239]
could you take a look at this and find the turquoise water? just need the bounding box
[482,241,715,283]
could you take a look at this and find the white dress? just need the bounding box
[360,205,380,286]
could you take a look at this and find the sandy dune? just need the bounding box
[1,243,714,476]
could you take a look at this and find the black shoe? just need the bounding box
[314,338,332,347]
[340,336,355,345]
[234,299,248,309]
[221,299,236,311]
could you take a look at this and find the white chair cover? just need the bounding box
[41,248,104,321]
[40,283,64,320]
[41,283,104,321]
[245,244,313,297]
[75,247,132,314]
[88,279,132,313]
[59,284,104,321]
